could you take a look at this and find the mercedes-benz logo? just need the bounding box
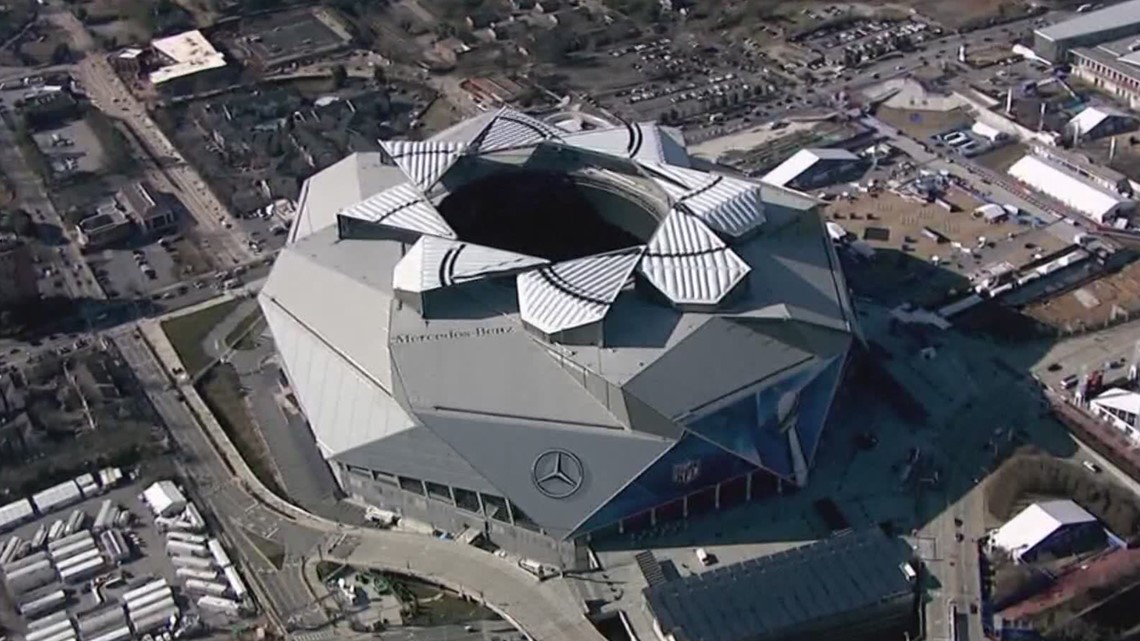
[532,449,585,499]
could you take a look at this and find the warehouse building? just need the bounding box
[990,500,1109,564]
[1034,0,1140,62]
[642,529,918,641]
[1070,35,1140,111]
[264,108,859,570]
[1007,154,1135,224]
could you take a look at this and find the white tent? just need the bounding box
[990,500,1096,562]
[142,481,186,517]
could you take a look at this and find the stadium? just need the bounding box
[259,108,859,569]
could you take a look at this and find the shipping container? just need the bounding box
[5,550,49,573]
[63,511,85,537]
[0,499,34,533]
[6,559,56,594]
[87,625,130,641]
[31,627,76,641]
[182,579,226,596]
[166,532,206,545]
[196,596,241,615]
[0,536,21,564]
[179,504,204,532]
[47,521,66,542]
[129,608,179,635]
[168,555,214,570]
[33,625,75,641]
[48,531,92,552]
[93,501,115,532]
[164,541,206,558]
[31,525,48,550]
[27,609,70,630]
[174,567,217,581]
[222,566,246,601]
[55,548,101,572]
[99,531,128,563]
[25,619,73,641]
[18,589,67,617]
[51,538,97,562]
[127,597,176,624]
[121,579,167,602]
[206,540,231,569]
[125,588,172,612]
[59,556,104,583]
[77,605,126,635]
[33,481,83,514]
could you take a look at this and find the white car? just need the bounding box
[942,132,969,146]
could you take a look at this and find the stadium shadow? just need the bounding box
[591,252,1080,552]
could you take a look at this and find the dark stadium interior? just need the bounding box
[437,171,646,262]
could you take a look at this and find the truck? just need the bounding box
[222,566,247,601]
[30,525,48,550]
[59,556,104,583]
[182,579,227,596]
[207,540,231,569]
[169,555,214,570]
[125,587,172,612]
[175,568,217,582]
[121,579,167,602]
[164,541,207,558]
[93,501,116,532]
[166,531,206,545]
[196,596,241,615]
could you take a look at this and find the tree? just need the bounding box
[331,64,347,89]
[51,43,72,65]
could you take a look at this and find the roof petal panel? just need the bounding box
[640,211,750,306]
[393,236,548,293]
[561,122,691,166]
[380,140,467,191]
[470,107,564,154]
[338,182,457,239]
[518,247,644,334]
[645,163,765,237]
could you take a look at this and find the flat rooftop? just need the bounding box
[644,529,914,641]
[237,8,351,67]
[1036,0,1140,43]
[149,30,226,85]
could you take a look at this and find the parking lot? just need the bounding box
[32,119,107,178]
[0,474,257,640]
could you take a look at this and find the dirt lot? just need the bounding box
[1026,259,1140,331]
[831,188,1054,305]
[876,106,973,140]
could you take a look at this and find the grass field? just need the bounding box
[197,363,285,498]
[161,299,240,375]
[224,308,265,351]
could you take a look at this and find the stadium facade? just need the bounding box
[259,108,860,569]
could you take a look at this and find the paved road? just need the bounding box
[117,305,604,641]
[45,8,251,266]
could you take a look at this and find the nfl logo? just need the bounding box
[672,460,701,486]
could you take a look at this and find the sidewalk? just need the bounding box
[140,302,606,641]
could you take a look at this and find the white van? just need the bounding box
[696,548,712,566]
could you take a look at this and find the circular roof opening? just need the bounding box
[436,170,658,262]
